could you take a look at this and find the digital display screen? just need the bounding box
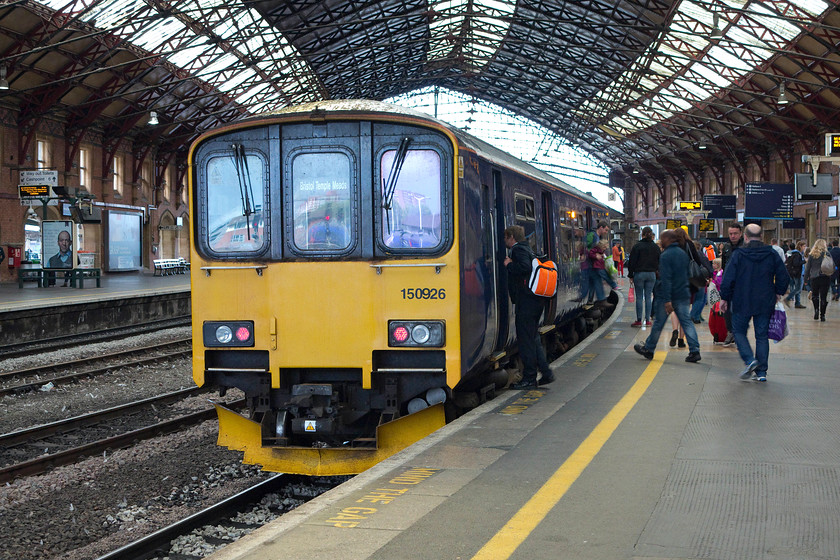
[703,195,736,219]
[679,201,702,211]
[666,219,683,229]
[698,219,715,231]
[744,183,794,220]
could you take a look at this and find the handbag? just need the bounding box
[686,247,710,289]
[768,302,788,342]
[821,255,836,276]
[707,282,721,305]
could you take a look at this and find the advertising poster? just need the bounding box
[41,220,75,270]
[105,210,142,271]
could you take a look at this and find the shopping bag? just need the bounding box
[768,302,788,342]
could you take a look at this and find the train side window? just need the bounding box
[514,192,537,249]
[291,151,353,252]
[204,147,268,254]
[380,148,443,250]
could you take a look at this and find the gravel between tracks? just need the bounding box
[0,326,272,560]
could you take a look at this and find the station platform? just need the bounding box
[207,280,840,560]
[0,270,190,313]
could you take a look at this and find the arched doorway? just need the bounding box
[158,211,176,258]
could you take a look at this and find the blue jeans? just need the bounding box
[785,275,803,305]
[690,289,706,321]
[633,271,656,322]
[597,268,617,290]
[731,311,771,375]
[585,268,605,302]
[644,298,700,353]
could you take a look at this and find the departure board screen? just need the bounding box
[702,195,736,219]
[744,183,794,220]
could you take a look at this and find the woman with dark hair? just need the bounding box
[668,228,712,347]
[627,226,659,327]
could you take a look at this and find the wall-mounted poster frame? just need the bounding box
[104,210,142,271]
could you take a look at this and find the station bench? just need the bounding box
[153,258,190,276]
[18,268,101,288]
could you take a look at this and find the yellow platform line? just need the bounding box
[471,350,666,560]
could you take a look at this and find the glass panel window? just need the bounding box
[380,149,442,249]
[113,155,123,194]
[205,149,267,253]
[292,152,352,251]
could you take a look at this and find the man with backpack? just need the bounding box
[784,240,807,308]
[504,225,555,390]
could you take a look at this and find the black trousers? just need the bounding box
[810,275,830,318]
[515,295,550,382]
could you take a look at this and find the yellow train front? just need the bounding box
[188,100,613,476]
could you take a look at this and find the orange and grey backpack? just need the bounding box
[529,255,558,298]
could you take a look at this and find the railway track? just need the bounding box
[0,388,242,483]
[0,316,192,360]
[94,474,344,560]
[0,338,192,397]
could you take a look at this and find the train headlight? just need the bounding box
[215,325,233,344]
[203,321,255,347]
[388,321,445,347]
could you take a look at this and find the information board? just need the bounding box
[679,201,702,211]
[702,195,736,219]
[794,173,833,201]
[698,218,715,232]
[744,183,794,220]
[782,217,806,229]
[665,219,683,229]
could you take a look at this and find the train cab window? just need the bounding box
[380,148,443,250]
[291,151,353,252]
[204,146,268,254]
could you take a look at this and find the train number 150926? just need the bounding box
[401,288,446,300]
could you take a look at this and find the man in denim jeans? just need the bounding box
[784,240,807,308]
[634,229,701,363]
[627,226,659,327]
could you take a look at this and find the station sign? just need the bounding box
[744,182,794,220]
[19,169,58,187]
[678,201,703,211]
[825,132,840,156]
[19,184,50,198]
[665,219,683,229]
[703,194,736,219]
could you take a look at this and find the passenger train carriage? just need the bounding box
[189,100,617,476]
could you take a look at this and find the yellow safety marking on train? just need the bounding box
[324,467,440,528]
[573,353,597,367]
[471,351,666,560]
[603,330,622,339]
[500,389,548,415]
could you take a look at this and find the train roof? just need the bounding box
[262,100,617,215]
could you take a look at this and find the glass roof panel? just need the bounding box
[426,0,516,70]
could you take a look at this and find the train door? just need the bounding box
[541,191,557,321]
[480,183,499,352]
[493,169,509,348]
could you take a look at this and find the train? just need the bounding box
[188,100,619,476]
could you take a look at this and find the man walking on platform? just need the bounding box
[784,240,807,308]
[633,229,701,363]
[719,222,744,346]
[719,224,789,382]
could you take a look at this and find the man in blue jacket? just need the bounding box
[719,223,789,382]
[634,229,701,363]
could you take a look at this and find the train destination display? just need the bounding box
[702,194,736,219]
[744,183,794,220]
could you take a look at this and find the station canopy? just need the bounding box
[1,0,839,179]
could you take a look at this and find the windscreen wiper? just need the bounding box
[381,137,412,233]
[231,143,256,240]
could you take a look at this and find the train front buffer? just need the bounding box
[196,258,459,476]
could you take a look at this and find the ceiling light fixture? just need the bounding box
[0,66,9,90]
[148,111,159,125]
[778,83,791,105]
[699,142,707,150]
[711,13,724,39]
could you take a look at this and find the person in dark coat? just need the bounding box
[633,229,701,363]
[719,222,744,346]
[504,225,555,389]
[719,224,789,382]
[627,226,659,327]
[829,239,840,302]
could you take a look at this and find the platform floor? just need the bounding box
[206,278,840,560]
[0,270,191,313]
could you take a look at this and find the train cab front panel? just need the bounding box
[188,106,463,475]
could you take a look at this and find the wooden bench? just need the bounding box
[69,268,101,288]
